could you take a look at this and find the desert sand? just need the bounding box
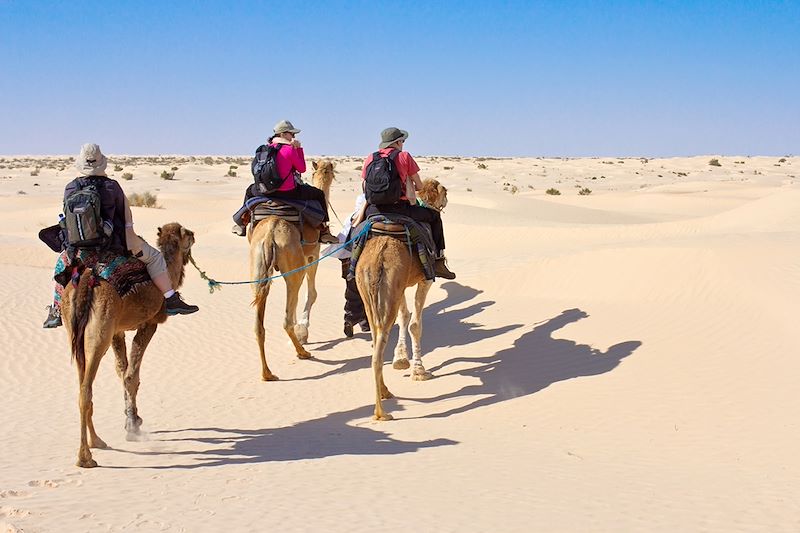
[1,154,798,532]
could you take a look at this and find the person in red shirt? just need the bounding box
[234,120,337,243]
[362,127,455,279]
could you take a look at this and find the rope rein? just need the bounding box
[188,223,371,293]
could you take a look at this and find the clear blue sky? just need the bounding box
[1,0,798,156]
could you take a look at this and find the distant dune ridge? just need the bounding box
[1,154,798,531]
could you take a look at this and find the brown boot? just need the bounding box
[319,226,339,244]
[434,257,456,280]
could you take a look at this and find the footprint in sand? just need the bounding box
[1,522,25,533]
[27,479,62,488]
[0,507,31,519]
[0,491,29,499]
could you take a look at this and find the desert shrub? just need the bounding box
[161,170,175,180]
[128,191,159,208]
[227,169,237,177]
[709,158,721,167]
[466,188,472,192]
[509,184,518,194]
[578,187,592,195]
[546,188,561,195]
[229,165,238,170]
[203,156,214,165]
[477,163,487,170]
[171,166,179,171]
[121,172,133,180]
[354,165,362,170]
[30,168,40,176]
[114,164,124,172]
[443,166,453,170]
[779,158,787,163]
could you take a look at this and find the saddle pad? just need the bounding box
[54,249,152,299]
[232,196,325,228]
[253,201,301,224]
[348,214,436,281]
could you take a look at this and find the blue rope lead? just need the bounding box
[189,223,371,293]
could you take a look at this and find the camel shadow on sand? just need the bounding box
[111,402,456,469]
[413,307,642,419]
[301,281,523,381]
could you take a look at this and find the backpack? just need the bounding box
[62,177,107,248]
[251,144,288,194]
[364,149,403,205]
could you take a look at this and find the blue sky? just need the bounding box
[1,0,798,156]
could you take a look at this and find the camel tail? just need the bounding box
[70,270,96,375]
[251,230,277,308]
[361,239,401,331]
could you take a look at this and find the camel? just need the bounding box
[61,222,195,468]
[355,179,448,420]
[249,159,335,381]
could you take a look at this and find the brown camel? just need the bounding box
[355,179,448,420]
[61,222,195,468]
[249,159,335,380]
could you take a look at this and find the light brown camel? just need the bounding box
[355,179,448,420]
[249,160,335,381]
[61,222,195,468]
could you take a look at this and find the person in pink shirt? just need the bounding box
[362,127,455,279]
[234,120,337,243]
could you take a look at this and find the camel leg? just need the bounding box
[77,334,112,467]
[124,324,157,437]
[409,281,434,381]
[296,259,318,345]
[255,282,278,381]
[112,333,133,425]
[284,272,311,359]
[392,295,411,370]
[372,329,394,421]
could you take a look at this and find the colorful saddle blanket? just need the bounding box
[232,197,325,229]
[53,249,152,298]
[348,214,436,281]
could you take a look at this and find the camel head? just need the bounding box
[419,178,448,211]
[311,159,336,194]
[156,222,195,267]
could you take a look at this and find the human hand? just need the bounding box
[291,139,302,148]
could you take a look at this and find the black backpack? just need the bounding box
[62,177,106,249]
[252,144,287,194]
[364,149,403,205]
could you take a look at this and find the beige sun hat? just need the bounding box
[273,120,301,135]
[75,143,108,176]
[379,127,409,149]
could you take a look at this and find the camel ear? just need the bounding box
[180,226,187,238]
[331,161,336,169]
[312,161,318,170]
[157,226,162,237]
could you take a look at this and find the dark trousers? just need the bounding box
[243,183,330,223]
[365,202,445,253]
[341,258,366,325]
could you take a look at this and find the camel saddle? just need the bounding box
[53,249,152,299]
[232,196,325,230]
[347,214,436,281]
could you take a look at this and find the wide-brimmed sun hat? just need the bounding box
[379,127,409,149]
[273,120,301,135]
[75,143,108,176]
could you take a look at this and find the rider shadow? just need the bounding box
[416,308,642,419]
[136,403,457,469]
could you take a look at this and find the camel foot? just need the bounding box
[373,412,394,421]
[296,349,312,360]
[89,436,108,449]
[392,358,410,370]
[412,368,433,381]
[76,456,97,468]
[262,373,279,382]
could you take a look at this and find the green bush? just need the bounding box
[578,187,592,195]
[709,158,721,167]
[114,164,124,172]
[121,172,134,180]
[161,170,175,180]
[546,188,561,195]
[227,169,237,177]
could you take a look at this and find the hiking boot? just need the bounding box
[165,292,199,316]
[42,305,62,328]
[344,321,354,338]
[434,257,456,280]
[359,319,370,332]
[231,224,246,237]
[319,226,339,244]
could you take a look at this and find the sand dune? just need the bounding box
[0,155,798,531]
